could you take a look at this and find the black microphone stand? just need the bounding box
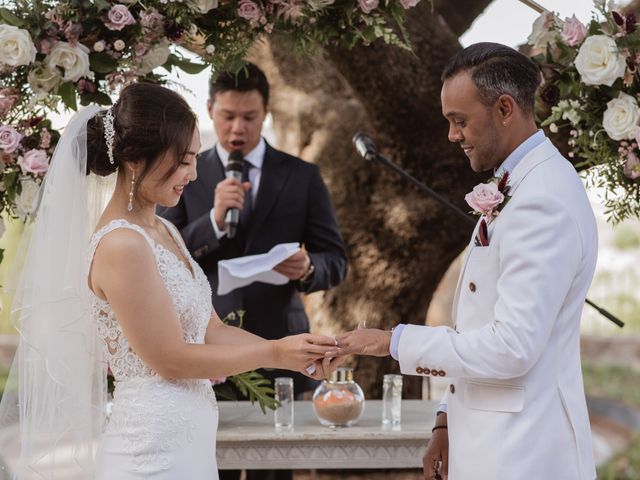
[364,150,625,329]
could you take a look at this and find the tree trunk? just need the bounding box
[251,1,493,399]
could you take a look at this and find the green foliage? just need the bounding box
[582,362,640,409]
[612,225,640,251]
[583,363,640,480]
[0,364,8,399]
[225,370,278,414]
[598,434,640,480]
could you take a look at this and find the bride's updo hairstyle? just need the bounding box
[86,82,197,184]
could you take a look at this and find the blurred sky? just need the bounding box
[50,0,617,146]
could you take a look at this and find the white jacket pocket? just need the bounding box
[463,380,525,413]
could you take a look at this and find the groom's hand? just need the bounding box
[335,328,392,357]
[423,414,449,480]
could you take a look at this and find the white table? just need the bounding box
[216,400,437,470]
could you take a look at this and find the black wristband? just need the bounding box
[432,425,448,433]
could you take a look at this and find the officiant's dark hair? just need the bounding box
[86,82,197,184]
[441,42,540,115]
[209,62,269,108]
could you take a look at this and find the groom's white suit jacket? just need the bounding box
[398,139,597,479]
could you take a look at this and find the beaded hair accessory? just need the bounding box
[103,107,116,165]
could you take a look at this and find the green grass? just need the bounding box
[583,362,640,480]
[612,225,640,251]
[582,363,640,409]
[0,364,8,400]
[597,434,640,480]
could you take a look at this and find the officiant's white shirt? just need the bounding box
[209,138,266,238]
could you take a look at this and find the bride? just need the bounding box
[0,82,340,479]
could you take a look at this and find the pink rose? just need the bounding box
[399,0,420,8]
[358,0,379,13]
[624,151,640,179]
[18,149,49,175]
[0,97,16,118]
[465,182,505,217]
[0,125,23,153]
[105,5,136,31]
[561,15,587,46]
[237,0,262,24]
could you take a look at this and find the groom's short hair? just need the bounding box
[209,62,270,108]
[442,42,540,116]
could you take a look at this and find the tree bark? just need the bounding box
[434,0,494,37]
[251,3,486,399]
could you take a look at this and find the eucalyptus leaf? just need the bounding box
[0,8,25,27]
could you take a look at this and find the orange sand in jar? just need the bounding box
[313,388,363,425]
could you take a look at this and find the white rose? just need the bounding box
[527,11,560,49]
[44,41,91,82]
[308,0,335,10]
[0,24,37,67]
[27,63,62,93]
[603,92,640,141]
[15,177,41,220]
[113,39,125,51]
[189,0,218,13]
[136,40,170,75]
[575,35,626,87]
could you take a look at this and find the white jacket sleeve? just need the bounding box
[398,193,583,380]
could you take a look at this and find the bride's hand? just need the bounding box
[303,354,349,380]
[272,333,339,373]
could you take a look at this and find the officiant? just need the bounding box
[159,63,347,400]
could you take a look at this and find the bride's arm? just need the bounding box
[91,229,337,380]
[204,312,268,346]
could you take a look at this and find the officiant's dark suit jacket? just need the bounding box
[159,142,347,391]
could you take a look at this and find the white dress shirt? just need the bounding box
[210,138,266,239]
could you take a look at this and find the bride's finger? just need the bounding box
[306,334,339,346]
[305,344,339,356]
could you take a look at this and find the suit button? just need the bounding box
[424,368,431,376]
[449,384,455,394]
[416,367,424,374]
[438,370,446,377]
[469,282,476,292]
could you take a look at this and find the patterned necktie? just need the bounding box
[239,159,252,228]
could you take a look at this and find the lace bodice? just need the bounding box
[88,217,212,381]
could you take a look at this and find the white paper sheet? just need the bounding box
[217,242,301,295]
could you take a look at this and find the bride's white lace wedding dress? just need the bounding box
[88,217,219,479]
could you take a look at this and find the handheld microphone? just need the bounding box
[352,132,378,161]
[225,151,245,239]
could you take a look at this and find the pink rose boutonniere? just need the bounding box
[465,171,511,222]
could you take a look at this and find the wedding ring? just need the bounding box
[305,364,316,375]
[333,336,339,347]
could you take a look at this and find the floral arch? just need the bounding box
[0,0,639,267]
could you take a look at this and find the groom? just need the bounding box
[336,43,598,480]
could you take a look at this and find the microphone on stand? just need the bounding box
[351,132,625,328]
[352,132,379,162]
[225,150,245,239]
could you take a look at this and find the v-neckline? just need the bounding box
[155,218,196,281]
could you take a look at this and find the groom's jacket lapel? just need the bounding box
[451,138,561,327]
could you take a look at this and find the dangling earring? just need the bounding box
[128,171,136,212]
